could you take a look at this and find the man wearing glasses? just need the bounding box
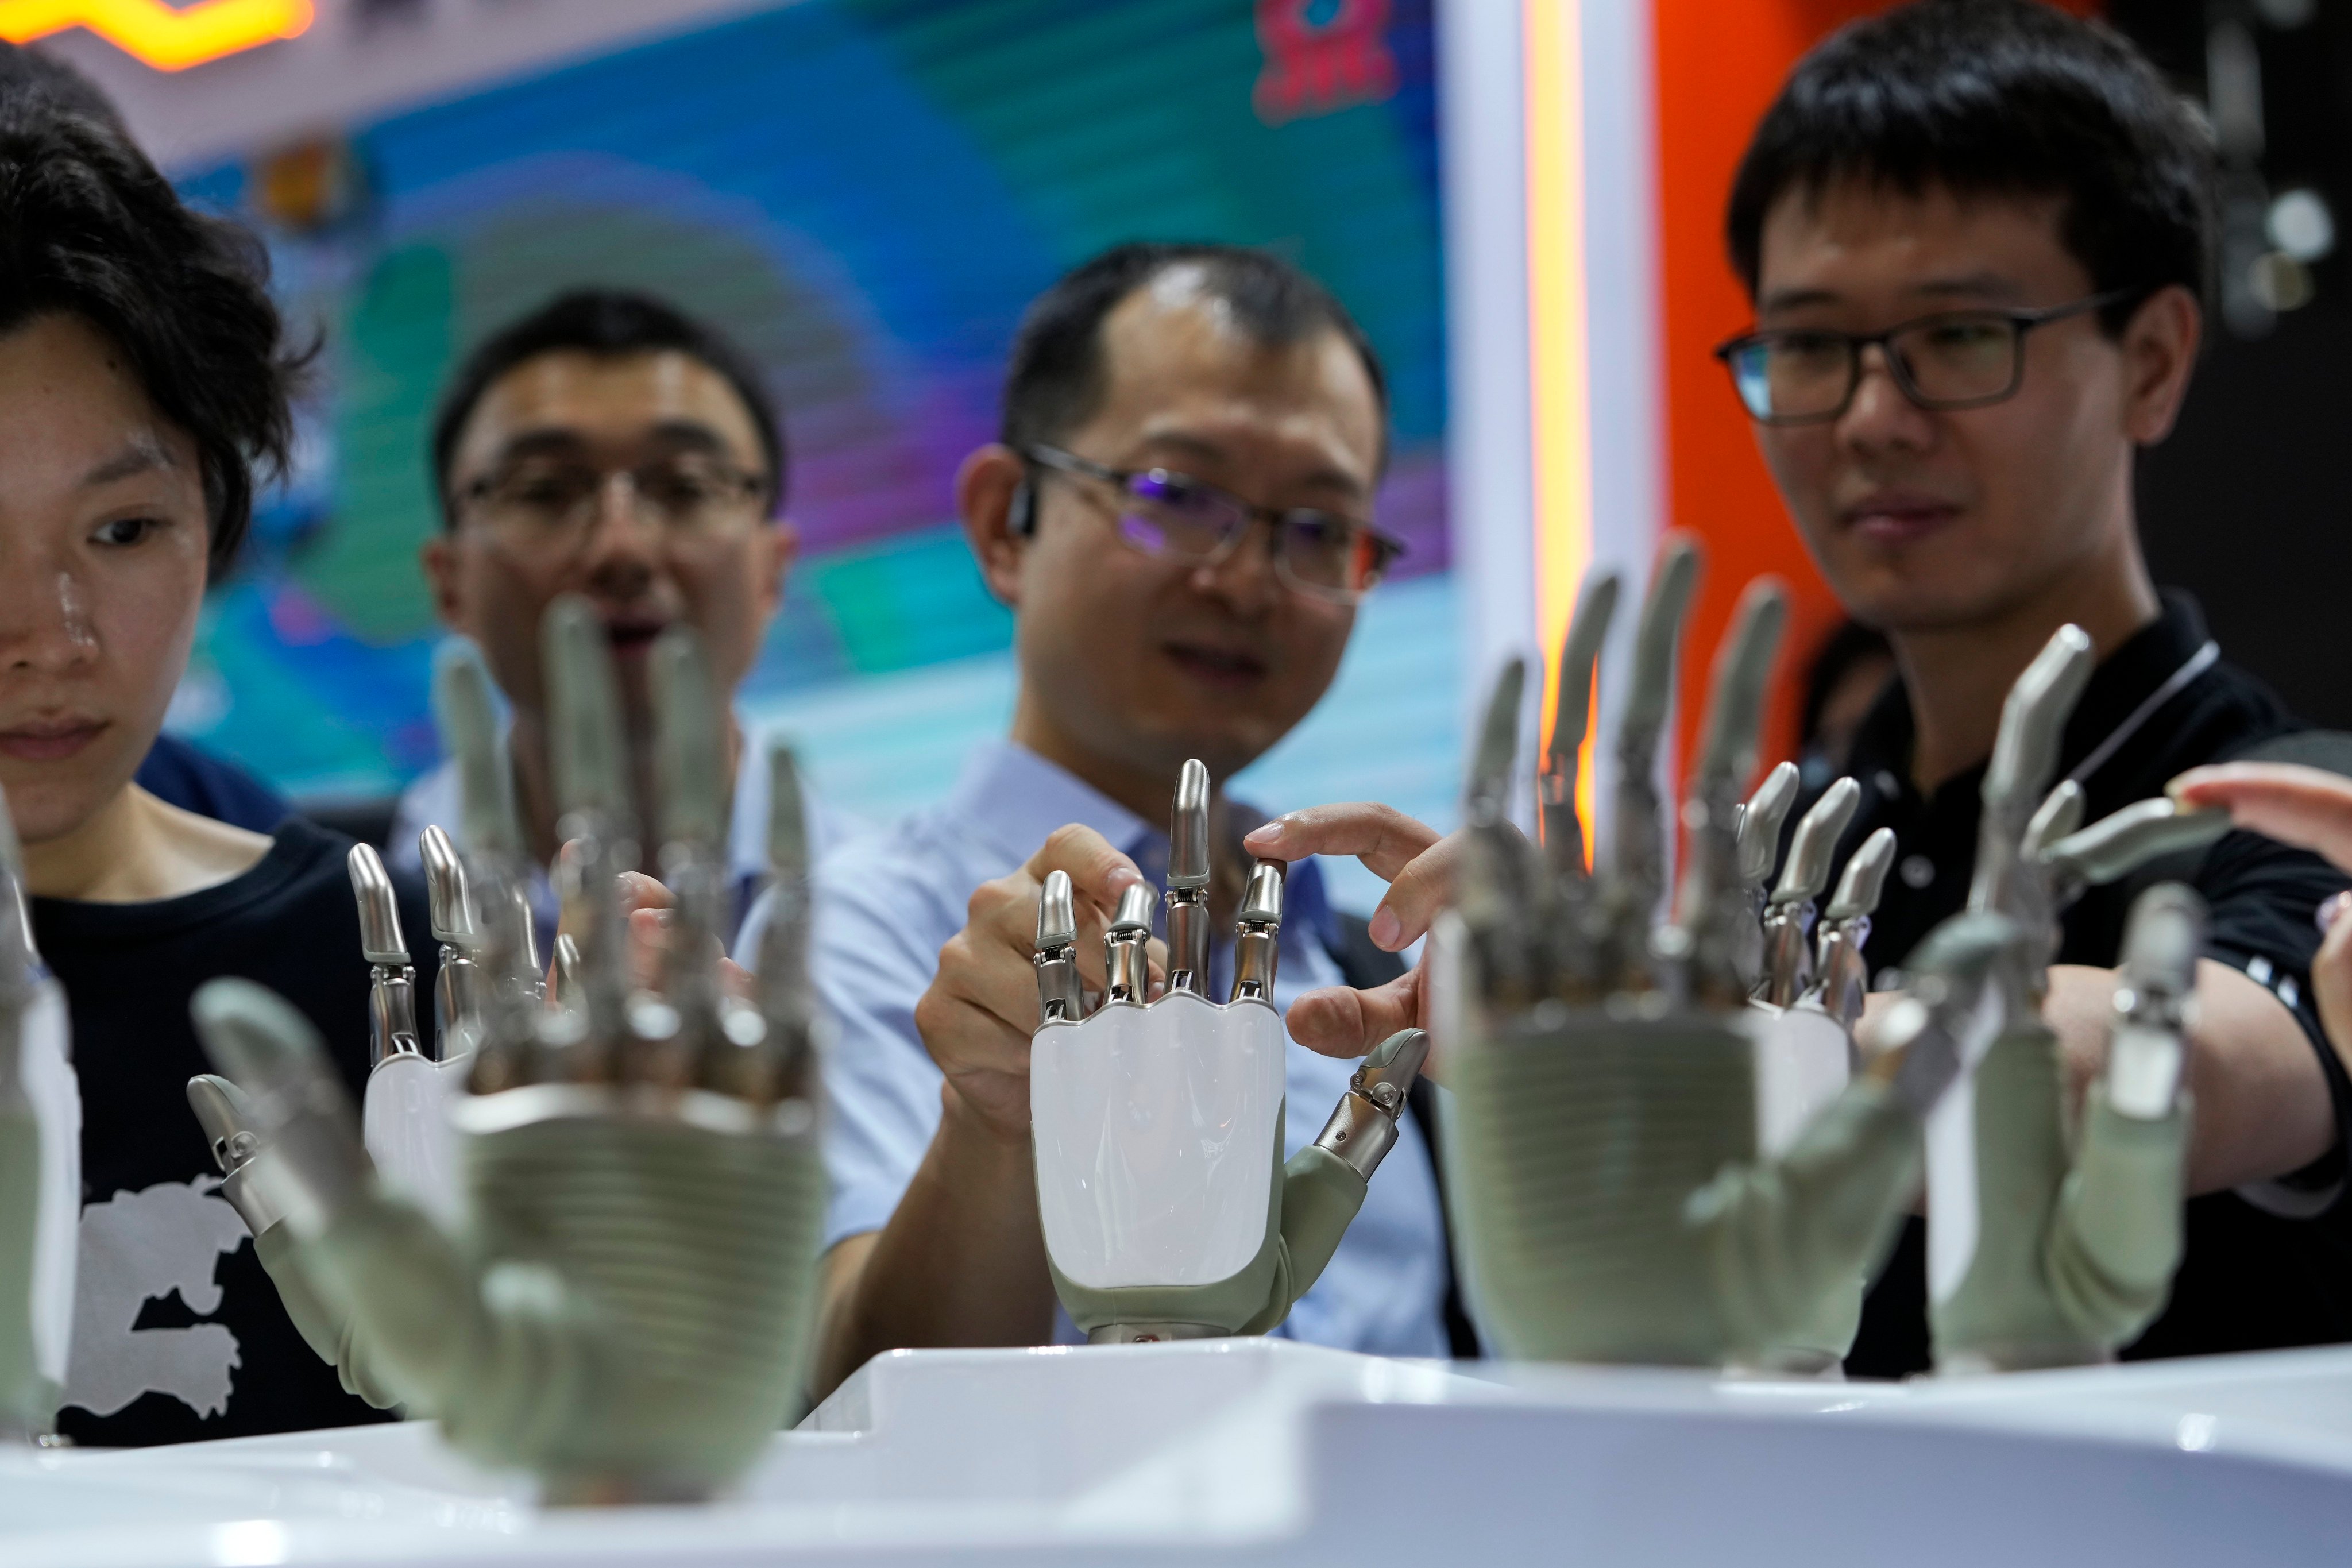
[398,289,805,947]
[1717,0,2352,1370]
[794,243,1455,1396]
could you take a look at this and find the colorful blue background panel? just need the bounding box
[174,0,1459,912]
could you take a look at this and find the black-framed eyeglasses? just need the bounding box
[1712,289,2141,426]
[1022,445,1403,605]
[455,454,770,555]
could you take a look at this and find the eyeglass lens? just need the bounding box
[1111,470,1385,597]
[472,458,762,549]
[1731,314,2025,422]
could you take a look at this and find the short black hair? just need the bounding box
[1727,0,2215,333]
[1001,242,1388,459]
[430,289,787,522]
[0,72,299,576]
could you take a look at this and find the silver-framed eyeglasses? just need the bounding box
[1022,444,1403,604]
[455,455,770,554]
[1713,289,2139,426]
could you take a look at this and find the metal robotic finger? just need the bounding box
[1035,869,1084,1025]
[544,596,638,1080]
[1461,658,1542,1005]
[1230,860,1284,1003]
[1166,759,1212,997]
[1761,777,1860,1007]
[417,825,479,1061]
[551,934,583,1011]
[2039,798,2230,892]
[187,1075,277,1235]
[747,740,819,1107]
[1738,761,1802,904]
[2104,883,2204,1120]
[1104,883,1155,1006]
[634,628,733,1088]
[1816,827,1897,1033]
[1731,760,1802,995]
[348,845,423,1068]
[1609,540,1700,971]
[1310,1028,1429,1181]
[1968,625,2095,948]
[432,643,540,1092]
[1539,572,1620,881]
[1666,578,1788,1004]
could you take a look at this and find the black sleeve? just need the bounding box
[2191,827,2352,1218]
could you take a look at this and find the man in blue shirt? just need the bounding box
[798,244,1453,1396]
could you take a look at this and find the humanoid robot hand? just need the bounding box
[1432,539,1980,1370]
[1029,758,1427,1343]
[0,784,78,1440]
[186,597,825,1503]
[1913,625,2227,1373]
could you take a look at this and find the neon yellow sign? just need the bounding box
[0,0,314,74]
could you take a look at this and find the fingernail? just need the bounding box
[1369,907,1403,950]
[1246,818,1285,848]
[2320,891,2351,935]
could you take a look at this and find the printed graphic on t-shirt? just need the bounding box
[62,1179,249,1420]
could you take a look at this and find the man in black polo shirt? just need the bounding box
[1711,0,2352,1374]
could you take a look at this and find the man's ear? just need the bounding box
[419,532,465,628]
[2121,284,2203,447]
[755,517,798,621]
[957,443,1028,610]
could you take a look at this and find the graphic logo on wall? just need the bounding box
[1254,0,1397,127]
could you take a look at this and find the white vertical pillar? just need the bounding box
[1440,0,1662,833]
[1439,0,1536,756]
[1579,0,1666,837]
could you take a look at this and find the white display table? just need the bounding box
[10,1339,2352,1565]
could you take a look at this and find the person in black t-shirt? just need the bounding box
[1708,1,2352,1373]
[1254,1,2352,1371]
[0,57,430,1444]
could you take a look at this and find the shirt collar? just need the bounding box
[1848,589,2216,805]
[943,739,1155,864]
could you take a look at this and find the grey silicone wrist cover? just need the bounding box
[1931,1025,2187,1370]
[1444,1015,1918,1367]
[292,1110,824,1501]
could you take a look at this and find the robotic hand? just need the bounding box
[1432,540,1980,1370]
[1920,626,2226,1373]
[1030,758,1428,1343]
[0,784,78,1439]
[186,597,825,1503]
